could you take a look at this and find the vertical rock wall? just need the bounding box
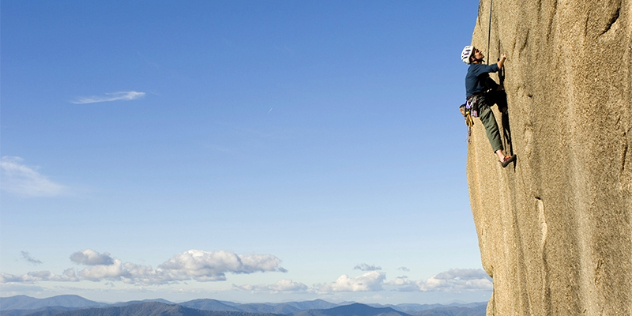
[466,0,632,314]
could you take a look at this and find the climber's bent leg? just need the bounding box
[478,103,503,154]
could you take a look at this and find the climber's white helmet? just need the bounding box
[461,45,474,64]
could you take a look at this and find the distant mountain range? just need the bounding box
[0,295,486,316]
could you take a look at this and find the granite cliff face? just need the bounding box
[466,0,632,314]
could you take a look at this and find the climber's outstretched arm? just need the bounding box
[497,54,507,70]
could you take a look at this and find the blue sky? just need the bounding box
[1,0,491,305]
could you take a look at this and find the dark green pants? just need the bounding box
[476,94,503,153]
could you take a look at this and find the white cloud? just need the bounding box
[384,276,419,292]
[79,260,128,281]
[0,272,36,283]
[1,249,286,286]
[70,249,115,266]
[353,263,381,271]
[385,276,410,286]
[0,156,67,197]
[315,271,386,293]
[387,269,492,293]
[21,251,43,265]
[419,269,492,292]
[398,266,410,272]
[158,250,286,282]
[234,279,308,293]
[71,91,145,104]
[121,262,168,285]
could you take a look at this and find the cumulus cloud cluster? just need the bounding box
[420,268,493,292]
[385,269,493,292]
[314,271,386,293]
[71,91,145,104]
[0,156,67,197]
[159,250,286,282]
[70,249,114,266]
[2,250,491,295]
[0,249,286,285]
[236,269,492,294]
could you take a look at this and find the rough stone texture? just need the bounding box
[466,0,632,315]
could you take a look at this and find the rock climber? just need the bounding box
[461,45,516,168]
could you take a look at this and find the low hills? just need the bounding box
[0,295,486,316]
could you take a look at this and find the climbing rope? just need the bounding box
[488,0,505,85]
[487,0,493,65]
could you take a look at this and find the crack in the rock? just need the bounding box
[600,7,620,35]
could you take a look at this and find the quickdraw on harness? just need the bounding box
[460,97,477,143]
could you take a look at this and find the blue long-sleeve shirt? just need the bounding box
[465,63,499,98]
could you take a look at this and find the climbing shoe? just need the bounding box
[501,155,516,168]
